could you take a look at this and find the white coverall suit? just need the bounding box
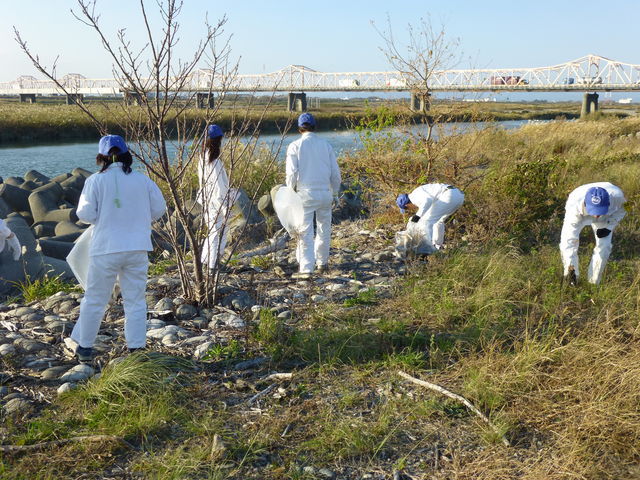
[559,182,626,284]
[286,132,341,273]
[408,183,465,251]
[70,163,166,349]
[198,153,233,269]
[0,219,21,261]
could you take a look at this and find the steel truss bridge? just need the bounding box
[2,55,640,96]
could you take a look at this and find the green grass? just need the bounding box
[5,115,640,479]
[13,273,80,302]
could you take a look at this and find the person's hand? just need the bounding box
[596,228,611,238]
[410,215,420,223]
[7,234,21,261]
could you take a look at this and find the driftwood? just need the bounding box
[398,370,510,447]
[0,434,134,456]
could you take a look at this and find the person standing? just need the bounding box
[560,182,626,285]
[396,183,465,253]
[286,113,341,279]
[198,124,233,271]
[0,218,21,261]
[70,135,166,362]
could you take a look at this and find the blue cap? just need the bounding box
[98,135,128,155]
[207,124,224,139]
[396,193,410,213]
[298,112,316,127]
[585,186,610,215]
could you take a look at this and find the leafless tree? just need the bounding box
[15,0,284,305]
[372,15,466,180]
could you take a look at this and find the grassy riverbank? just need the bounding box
[2,96,633,145]
[3,116,640,479]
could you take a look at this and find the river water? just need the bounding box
[0,120,534,179]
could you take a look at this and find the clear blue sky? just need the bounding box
[2,0,639,96]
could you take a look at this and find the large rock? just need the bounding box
[39,239,74,260]
[0,183,31,213]
[29,182,78,224]
[24,170,50,185]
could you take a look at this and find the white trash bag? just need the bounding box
[66,225,94,290]
[394,221,435,258]
[273,186,304,235]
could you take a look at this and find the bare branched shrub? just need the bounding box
[15,0,285,304]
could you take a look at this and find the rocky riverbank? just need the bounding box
[0,219,404,416]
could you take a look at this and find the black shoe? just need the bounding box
[129,347,147,354]
[76,346,93,364]
[566,266,577,286]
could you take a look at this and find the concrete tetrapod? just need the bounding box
[24,170,51,185]
[0,183,32,214]
[28,182,78,224]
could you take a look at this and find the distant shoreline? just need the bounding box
[1,98,632,146]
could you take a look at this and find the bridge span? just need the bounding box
[2,55,639,114]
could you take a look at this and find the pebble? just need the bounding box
[222,290,255,310]
[210,312,246,329]
[318,468,336,479]
[277,310,292,319]
[162,334,179,346]
[57,382,77,395]
[311,295,327,303]
[193,342,215,360]
[154,298,174,311]
[3,397,32,414]
[175,304,198,320]
[0,343,16,356]
[59,364,95,382]
[14,338,48,353]
[41,365,72,381]
[147,318,167,330]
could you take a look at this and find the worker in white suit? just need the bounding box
[560,182,626,285]
[198,124,234,270]
[396,183,465,253]
[285,113,341,279]
[70,135,166,363]
[0,219,21,261]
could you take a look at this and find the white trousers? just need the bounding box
[559,218,616,284]
[296,203,333,273]
[415,188,465,249]
[201,217,228,269]
[71,251,149,349]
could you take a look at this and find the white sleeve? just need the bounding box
[76,177,99,224]
[148,179,167,221]
[285,143,299,191]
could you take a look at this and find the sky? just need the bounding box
[1,0,639,101]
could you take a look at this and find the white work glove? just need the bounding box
[7,234,21,261]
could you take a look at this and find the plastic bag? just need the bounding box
[394,221,435,258]
[66,225,94,290]
[273,186,304,235]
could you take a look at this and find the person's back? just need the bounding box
[71,135,166,364]
[291,133,339,192]
[78,164,165,256]
[285,113,341,277]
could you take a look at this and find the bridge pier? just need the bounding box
[19,94,36,104]
[410,91,431,113]
[580,92,599,118]
[196,93,215,109]
[124,91,143,106]
[66,94,83,105]
[287,92,307,112]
